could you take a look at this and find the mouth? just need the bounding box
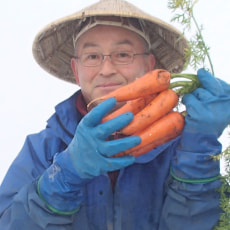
[96,82,123,91]
[96,82,122,87]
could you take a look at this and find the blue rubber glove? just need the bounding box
[38,97,141,213]
[171,68,228,182]
[68,97,141,179]
[182,68,230,137]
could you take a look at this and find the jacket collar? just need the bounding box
[47,91,82,145]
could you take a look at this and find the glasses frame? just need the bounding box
[75,51,150,67]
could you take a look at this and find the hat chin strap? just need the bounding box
[73,16,151,49]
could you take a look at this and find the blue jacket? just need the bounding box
[0,91,222,230]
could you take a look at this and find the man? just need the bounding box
[1,0,230,229]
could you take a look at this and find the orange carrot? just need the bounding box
[120,89,179,135]
[102,94,157,123]
[115,111,184,157]
[87,69,171,109]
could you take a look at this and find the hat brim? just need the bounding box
[32,0,188,84]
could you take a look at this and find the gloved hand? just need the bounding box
[182,68,230,137]
[171,69,229,182]
[38,97,140,213]
[68,97,141,179]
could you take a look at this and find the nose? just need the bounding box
[99,55,117,76]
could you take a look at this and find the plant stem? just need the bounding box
[170,73,201,96]
[171,73,198,80]
[191,11,215,75]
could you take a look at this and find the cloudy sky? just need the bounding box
[1,0,230,183]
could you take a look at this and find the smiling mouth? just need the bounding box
[96,83,123,88]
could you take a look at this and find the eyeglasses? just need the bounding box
[75,51,150,67]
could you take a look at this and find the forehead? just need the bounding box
[75,25,147,51]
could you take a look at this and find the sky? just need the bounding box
[0,0,230,183]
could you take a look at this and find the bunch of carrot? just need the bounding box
[87,69,200,157]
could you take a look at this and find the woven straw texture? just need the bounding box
[32,0,188,84]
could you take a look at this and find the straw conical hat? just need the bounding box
[32,0,188,84]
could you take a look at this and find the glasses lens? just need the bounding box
[112,51,133,64]
[81,53,102,66]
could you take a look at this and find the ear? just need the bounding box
[71,58,80,85]
[147,54,156,71]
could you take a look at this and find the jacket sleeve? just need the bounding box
[0,128,75,230]
[159,131,222,230]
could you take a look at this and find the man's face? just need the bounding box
[71,25,155,105]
